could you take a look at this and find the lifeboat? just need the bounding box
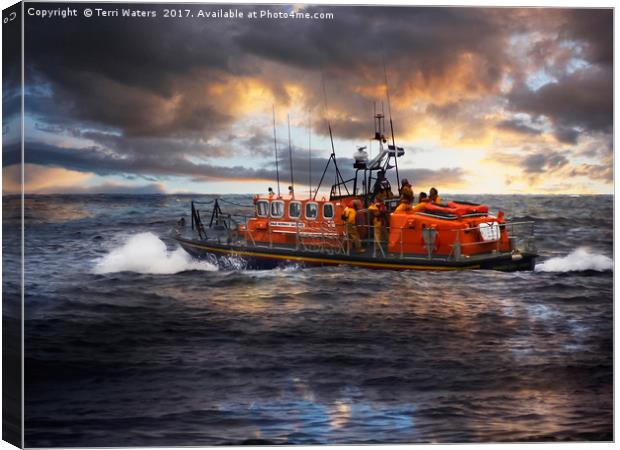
[176,193,536,271]
[175,111,537,271]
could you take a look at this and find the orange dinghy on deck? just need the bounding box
[387,202,508,258]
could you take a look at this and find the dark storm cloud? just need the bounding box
[521,151,569,174]
[16,139,464,190]
[2,90,21,128]
[507,66,612,144]
[560,9,613,65]
[19,140,273,180]
[236,127,278,157]
[49,183,167,195]
[235,7,503,76]
[569,163,613,182]
[553,126,580,145]
[2,142,20,166]
[75,130,234,159]
[25,3,245,94]
[3,3,22,124]
[25,3,254,138]
[25,5,514,140]
[495,119,542,136]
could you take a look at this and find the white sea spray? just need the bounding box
[93,232,217,274]
[535,247,613,273]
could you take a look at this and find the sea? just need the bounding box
[2,194,613,446]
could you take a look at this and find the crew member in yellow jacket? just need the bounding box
[342,201,363,252]
[394,197,412,214]
[368,203,384,255]
[400,179,413,201]
[429,187,442,204]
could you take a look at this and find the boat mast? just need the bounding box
[308,110,312,197]
[313,73,349,200]
[272,105,281,196]
[287,113,294,193]
[383,58,401,195]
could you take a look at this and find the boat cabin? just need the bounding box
[241,195,347,250]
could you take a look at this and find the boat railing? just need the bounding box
[187,199,535,261]
[448,221,536,260]
[295,222,347,254]
[236,219,535,260]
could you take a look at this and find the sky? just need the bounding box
[2,2,614,195]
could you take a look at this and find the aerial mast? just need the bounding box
[287,113,294,193]
[308,110,312,197]
[383,57,401,194]
[313,73,349,200]
[272,105,281,196]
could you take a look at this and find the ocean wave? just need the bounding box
[93,232,217,274]
[535,248,613,273]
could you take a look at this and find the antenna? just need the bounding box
[383,56,400,193]
[321,73,337,159]
[272,105,281,196]
[308,110,312,198]
[314,72,349,199]
[287,113,294,193]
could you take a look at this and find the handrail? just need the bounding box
[240,221,534,253]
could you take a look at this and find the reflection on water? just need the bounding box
[221,379,416,444]
[196,376,606,443]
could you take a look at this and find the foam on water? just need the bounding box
[93,232,217,274]
[535,247,613,273]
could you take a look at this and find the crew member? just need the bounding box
[268,187,275,197]
[394,196,412,214]
[429,187,441,204]
[372,170,393,199]
[342,200,363,252]
[400,179,413,201]
[368,203,384,255]
[374,193,389,223]
[288,185,294,197]
[375,193,389,237]
[412,192,428,212]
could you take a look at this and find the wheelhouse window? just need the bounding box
[256,200,269,217]
[323,203,334,219]
[270,200,285,218]
[305,202,318,220]
[289,201,302,219]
